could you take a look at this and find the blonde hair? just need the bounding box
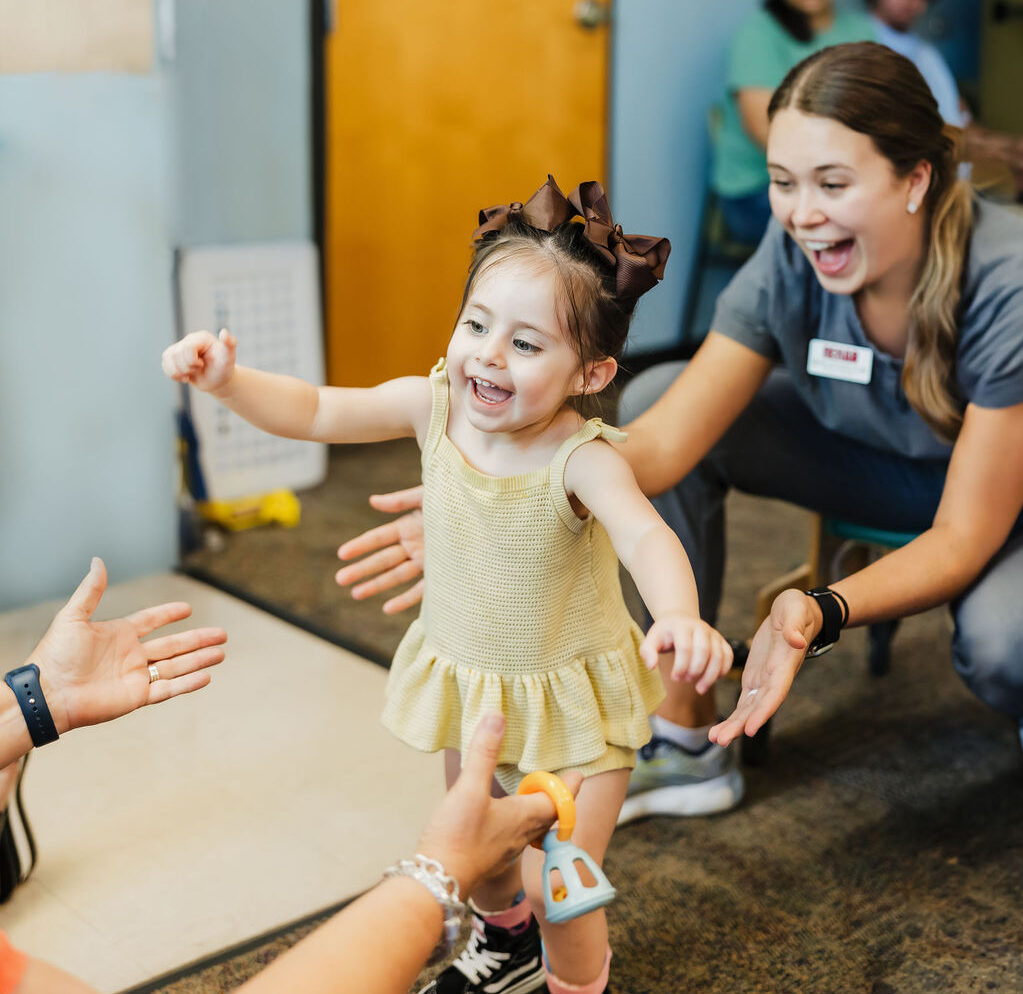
[770,41,974,441]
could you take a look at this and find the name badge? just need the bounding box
[807,338,873,384]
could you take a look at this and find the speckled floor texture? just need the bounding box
[166,441,1023,994]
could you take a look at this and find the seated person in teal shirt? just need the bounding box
[712,0,873,244]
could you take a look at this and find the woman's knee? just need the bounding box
[951,537,1023,716]
[951,614,1023,717]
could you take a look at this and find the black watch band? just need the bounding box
[804,587,848,658]
[4,664,59,747]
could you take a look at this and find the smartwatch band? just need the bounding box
[804,587,848,658]
[4,664,59,747]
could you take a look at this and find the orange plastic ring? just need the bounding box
[516,771,576,849]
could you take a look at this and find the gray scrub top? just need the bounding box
[711,199,1023,460]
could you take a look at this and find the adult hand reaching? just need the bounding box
[25,558,227,743]
[416,712,582,897]
[708,588,817,746]
[336,486,426,614]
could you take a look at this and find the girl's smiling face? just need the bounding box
[446,253,595,437]
[766,108,930,298]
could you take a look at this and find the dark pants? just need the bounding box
[620,362,1023,718]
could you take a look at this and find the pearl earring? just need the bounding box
[907,201,919,215]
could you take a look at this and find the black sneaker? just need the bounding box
[418,910,546,994]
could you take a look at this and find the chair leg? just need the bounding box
[867,619,899,677]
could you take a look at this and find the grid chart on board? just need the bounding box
[176,242,328,500]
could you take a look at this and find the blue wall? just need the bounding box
[611,0,757,354]
[0,0,312,610]
[169,0,311,245]
[0,73,177,608]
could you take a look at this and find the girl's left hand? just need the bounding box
[708,588,817,746]
[640,616,734,694]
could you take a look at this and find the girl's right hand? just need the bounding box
[161,328,237,393]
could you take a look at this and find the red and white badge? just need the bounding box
[807,338,874,384]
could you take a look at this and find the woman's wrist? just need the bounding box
[414,843,478,899]
[0,681,35,758]
[26,646,74,736]
[803,587,848,657]
[382,853,468,964]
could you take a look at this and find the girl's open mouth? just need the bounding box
[472,377,512,405]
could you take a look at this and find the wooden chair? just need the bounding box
[737,514,919,765]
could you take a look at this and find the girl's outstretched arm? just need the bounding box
[566,441,733,693]
[161,329,431,444]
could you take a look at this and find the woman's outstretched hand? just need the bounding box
[31,558,227,737]
[708,588,819,746]
[336,486,426,614]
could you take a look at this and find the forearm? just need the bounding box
[831,525,990,628]
[620,334,771,497]
[626,525,700,621]
[0,683,35,769]
[234,877,443,994]
[213,366,322,440]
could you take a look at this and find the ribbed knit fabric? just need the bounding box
[381,360,664,793]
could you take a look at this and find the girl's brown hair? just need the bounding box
[769,41,973,441]
[458,220,638,415]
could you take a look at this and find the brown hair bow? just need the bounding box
[473,175,671,300]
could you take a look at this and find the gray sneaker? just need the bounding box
[617,736,744,824]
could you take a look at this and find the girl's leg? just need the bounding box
[524,768,629,990]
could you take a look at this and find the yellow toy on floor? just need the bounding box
[197,489,301,531]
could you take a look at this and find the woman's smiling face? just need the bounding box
[766,107,930,297]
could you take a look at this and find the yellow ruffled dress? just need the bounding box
[381,360,665,793]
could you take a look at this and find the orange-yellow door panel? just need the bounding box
[324,2,609,386]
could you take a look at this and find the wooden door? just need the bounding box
[324,1,610,386]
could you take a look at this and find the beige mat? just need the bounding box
[0,573,438,992]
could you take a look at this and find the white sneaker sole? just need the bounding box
[616,767,745,825]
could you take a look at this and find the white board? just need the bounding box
[176,241,328,500]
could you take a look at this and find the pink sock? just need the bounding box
[545,946,612,994]
[473,894,533,933]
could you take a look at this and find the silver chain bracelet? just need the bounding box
[382,853,467,964]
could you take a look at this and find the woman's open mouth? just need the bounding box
[804,238,855,277]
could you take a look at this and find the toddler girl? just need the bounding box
[161,176,733,994]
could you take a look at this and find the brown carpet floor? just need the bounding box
[154,442,1023,994]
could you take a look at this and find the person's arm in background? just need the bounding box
[711,399,1023,745]
[0,558,226,769]
[735,88,773,149]
[962,122,1023,197]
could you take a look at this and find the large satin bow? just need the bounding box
[473,175,671,300]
